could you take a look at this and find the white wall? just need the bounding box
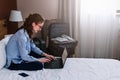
[17,0,59,20]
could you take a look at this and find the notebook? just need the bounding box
[44,48,68,69]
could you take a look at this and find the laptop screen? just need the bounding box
[62,48,68,64]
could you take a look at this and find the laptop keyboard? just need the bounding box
[44,58,63,69]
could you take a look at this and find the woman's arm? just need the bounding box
[17,37,38,62]
[30,41,44,55]
[30,41,55,60]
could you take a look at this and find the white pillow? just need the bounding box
[4,34,13,38]
[0,42,6,69]
[1,34,13,45]
[0,35,13,69]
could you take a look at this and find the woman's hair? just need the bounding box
[19,13,44,38]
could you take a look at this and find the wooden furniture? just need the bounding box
[0,19,7,40]
[48,41,77,57]
[0,0,17,34]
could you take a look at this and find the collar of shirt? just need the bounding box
[23,29,33,42]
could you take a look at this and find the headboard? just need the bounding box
[0,19,7,40]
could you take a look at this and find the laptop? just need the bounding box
[44,48,68,69]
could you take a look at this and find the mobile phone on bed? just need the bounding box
[18,73,29,77]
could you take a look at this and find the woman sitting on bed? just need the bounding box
[5,13,55,70]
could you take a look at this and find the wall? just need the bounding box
[17,0,58,21]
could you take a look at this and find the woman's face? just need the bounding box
[32,22,44,33]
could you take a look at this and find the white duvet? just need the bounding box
[0,58,120,80]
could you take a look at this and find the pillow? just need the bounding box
[0,35,13,69]
[0,42,6,69]
[1,34,13,45]
[4,34,13,38]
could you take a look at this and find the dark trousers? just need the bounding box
[8,51,44,71]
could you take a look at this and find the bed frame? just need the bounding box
[0,19,7,40]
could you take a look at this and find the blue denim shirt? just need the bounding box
[5,29,44,68]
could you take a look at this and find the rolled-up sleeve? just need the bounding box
[17,37,37,62]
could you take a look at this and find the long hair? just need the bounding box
[18,13,44,39]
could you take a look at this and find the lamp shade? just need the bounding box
[9,10,23,22]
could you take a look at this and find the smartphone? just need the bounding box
[18,73,29,77]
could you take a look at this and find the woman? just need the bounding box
[5,13,55,70]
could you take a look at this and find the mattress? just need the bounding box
[0,58,120,80]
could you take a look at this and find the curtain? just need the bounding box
[58,0,120,59]
[58,0,81,57]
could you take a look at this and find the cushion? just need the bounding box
[1,34,13,45]
[0,42,6,69]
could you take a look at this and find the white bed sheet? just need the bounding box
[0,58,120,80]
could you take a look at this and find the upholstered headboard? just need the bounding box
[0,19,7,40]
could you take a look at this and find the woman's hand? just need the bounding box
[37,58,51,63]
[43,53,56,61]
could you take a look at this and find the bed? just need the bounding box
[0,35,120,80]
[0,20,120,80]
[0,58,120,80]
